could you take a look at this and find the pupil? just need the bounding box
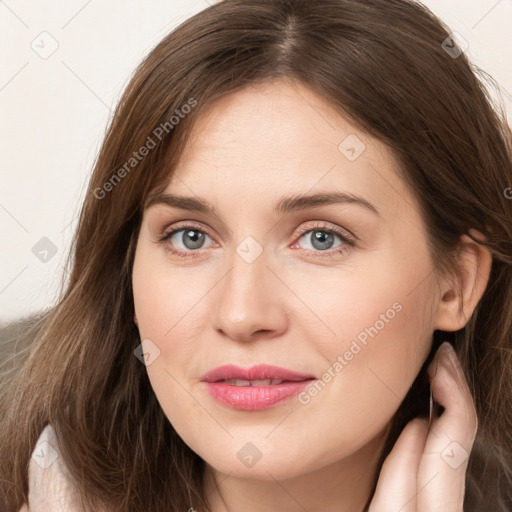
[312,231,333,250]
[184,230,204,249]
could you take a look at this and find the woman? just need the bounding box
[1,0,511,510]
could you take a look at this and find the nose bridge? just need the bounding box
[212,235,287,341]
[221,235,269,313]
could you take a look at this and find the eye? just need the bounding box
[292,222,355,259]
[157,221,355,259]
[158,223,215,258]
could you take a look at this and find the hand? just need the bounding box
[368,341,478,511]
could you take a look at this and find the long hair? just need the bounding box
[1,0,511,510]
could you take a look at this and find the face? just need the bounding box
[132,79,441,482]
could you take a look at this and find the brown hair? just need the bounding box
[1,0,511,510]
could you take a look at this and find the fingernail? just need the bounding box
[439,341,455,356]
[427,357,438,380]
[437,342,455,375]
[439,341,464,385]
[427,341,452,380]
[440,341,456,367]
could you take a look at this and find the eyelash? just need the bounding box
[157,221,356,260]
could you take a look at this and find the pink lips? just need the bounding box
[201,364,316,411]
[201,364,315,383]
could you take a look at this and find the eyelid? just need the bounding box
[158,221,214,242]
[293,220,357,244]
[157,219,357,257]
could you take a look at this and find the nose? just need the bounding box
[212,245,289,343]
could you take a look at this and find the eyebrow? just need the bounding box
[146,191,380,217]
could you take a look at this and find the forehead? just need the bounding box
[158,80,416,221]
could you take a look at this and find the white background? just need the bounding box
[1,0,511,324]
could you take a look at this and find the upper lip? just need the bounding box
[201,364,316,383]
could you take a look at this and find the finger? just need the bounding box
[369,417,429,512]
[416,341,478,511]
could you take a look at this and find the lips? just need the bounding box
[201,364,317,410]
[200,364,316,384]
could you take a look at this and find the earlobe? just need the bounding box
[433,229,493,332]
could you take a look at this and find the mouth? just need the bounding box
[200,363,316,384]
[200,364,317,410]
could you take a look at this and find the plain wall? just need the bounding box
[1,0,511,324]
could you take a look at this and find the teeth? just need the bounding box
[228,379,251,386]
[252,379,284,386]
[219,378,285,386]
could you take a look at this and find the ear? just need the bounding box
[433,229,493,332]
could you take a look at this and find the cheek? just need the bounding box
[132,246,205,341]
[298,259,435,440]
[132,246,215,404]
[132,250,207,438]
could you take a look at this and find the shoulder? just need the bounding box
[19,423,82,512]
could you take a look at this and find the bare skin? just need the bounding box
[132,79,491,511]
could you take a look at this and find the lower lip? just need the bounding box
[203,380,315,410]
